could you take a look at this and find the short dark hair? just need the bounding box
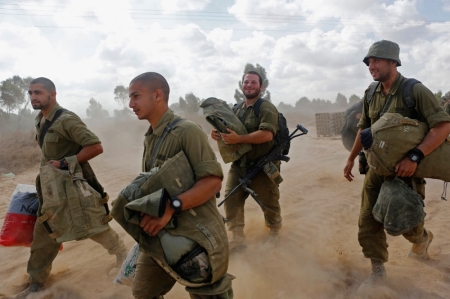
[30,77,56,93]
[242,71,262,86]
[130,72,170,102]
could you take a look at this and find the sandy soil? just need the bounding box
[1,122,450,299]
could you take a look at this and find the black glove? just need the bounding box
[360,128,373,149]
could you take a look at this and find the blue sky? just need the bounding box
[1,0,450,117]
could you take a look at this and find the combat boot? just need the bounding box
[108,247,128,276]
[263,229,280,248]
[408,229,434,260]
[357,259,387,294]
[228,231,246,253]
[8,282,45,299]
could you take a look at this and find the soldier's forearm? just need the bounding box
[76,143,103,163]
[417,121,450,156]
[177,176,222,210]
[239,129,273,144]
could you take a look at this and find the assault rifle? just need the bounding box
[217,124,308,210]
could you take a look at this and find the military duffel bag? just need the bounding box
[364,113,450,181]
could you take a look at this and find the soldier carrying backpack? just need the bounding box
[210,71,285,252]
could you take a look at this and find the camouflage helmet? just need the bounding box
[363,40,401,67]
[372,177,425,236]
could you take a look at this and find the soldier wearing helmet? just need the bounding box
[344,40,450,292]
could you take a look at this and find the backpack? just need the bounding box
[366,78,421,119]
[233,98,290,155]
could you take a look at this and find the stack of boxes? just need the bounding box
[315,111,347,137]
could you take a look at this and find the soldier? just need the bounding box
[343,40,450,290]
[127,72,234,299]
[9,77,127,299]
[211,71,281,252]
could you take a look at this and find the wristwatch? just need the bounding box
[170,196,183,217]
[59,159,68,170]
[406,148,424,164]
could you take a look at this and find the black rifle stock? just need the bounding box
[218,124,308,210]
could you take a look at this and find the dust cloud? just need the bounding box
[1,113,450,298]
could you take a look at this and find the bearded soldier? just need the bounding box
[9,77,127,299]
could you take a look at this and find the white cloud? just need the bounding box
[161,0,211,11]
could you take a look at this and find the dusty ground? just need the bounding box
[1,120,450,299]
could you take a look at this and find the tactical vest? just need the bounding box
[111,150,229,288]
[38,155,111,243]
[364,113,450,181]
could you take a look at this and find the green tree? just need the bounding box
[295,96,310,109]
[434,90,442,103]
[277,101,293,112]
[114,85,129,107]
[113,107,134,120]
[234,63,270,103]
[0,75,34,129]
[348,94,361,106]
[86,98,109,119]
[179,92,201,115]
[335,92,348,108]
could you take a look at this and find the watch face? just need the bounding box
[410,154,418,161]
[172,199,181,208]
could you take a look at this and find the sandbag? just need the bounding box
[200,97,251,163]
[373,177,425,236]
[0,184,38,247]
[113,242,141,286]
[364,113,450,181]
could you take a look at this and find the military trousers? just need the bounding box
[131,252,233,299]
[224,161,282,233]
[358,169,429,263]
[27,220,125,283]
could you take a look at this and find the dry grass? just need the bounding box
[0,130,41,174]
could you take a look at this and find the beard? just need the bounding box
[243,89,260,100]
[32,96,51,110]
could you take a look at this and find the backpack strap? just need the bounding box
[38,108,67,148]
[402,78,421,108]
[148,118,185,169]
[252,98,265,118]
[366,82,380,105]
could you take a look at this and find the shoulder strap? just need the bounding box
[366,82,380,104]
[148,118,185,169]
[38,108,68,148]
[402,78,421,108]
[252,98,265,118]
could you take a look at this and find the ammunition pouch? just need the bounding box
[263,161,283,185]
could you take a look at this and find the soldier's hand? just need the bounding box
[220,128,240,145]
[140,203,174,236]
[211,129,220,141]
[394,157,417,177]
[48,160,60,168]
[344,159,355,182]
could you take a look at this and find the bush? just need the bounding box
[0,130,40,174]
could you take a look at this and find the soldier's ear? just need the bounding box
[154,89,164,102]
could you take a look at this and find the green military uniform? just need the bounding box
[131,109,233,299]
[29,102,125,284]
[224,99,281,233]
[357,73,450,262]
